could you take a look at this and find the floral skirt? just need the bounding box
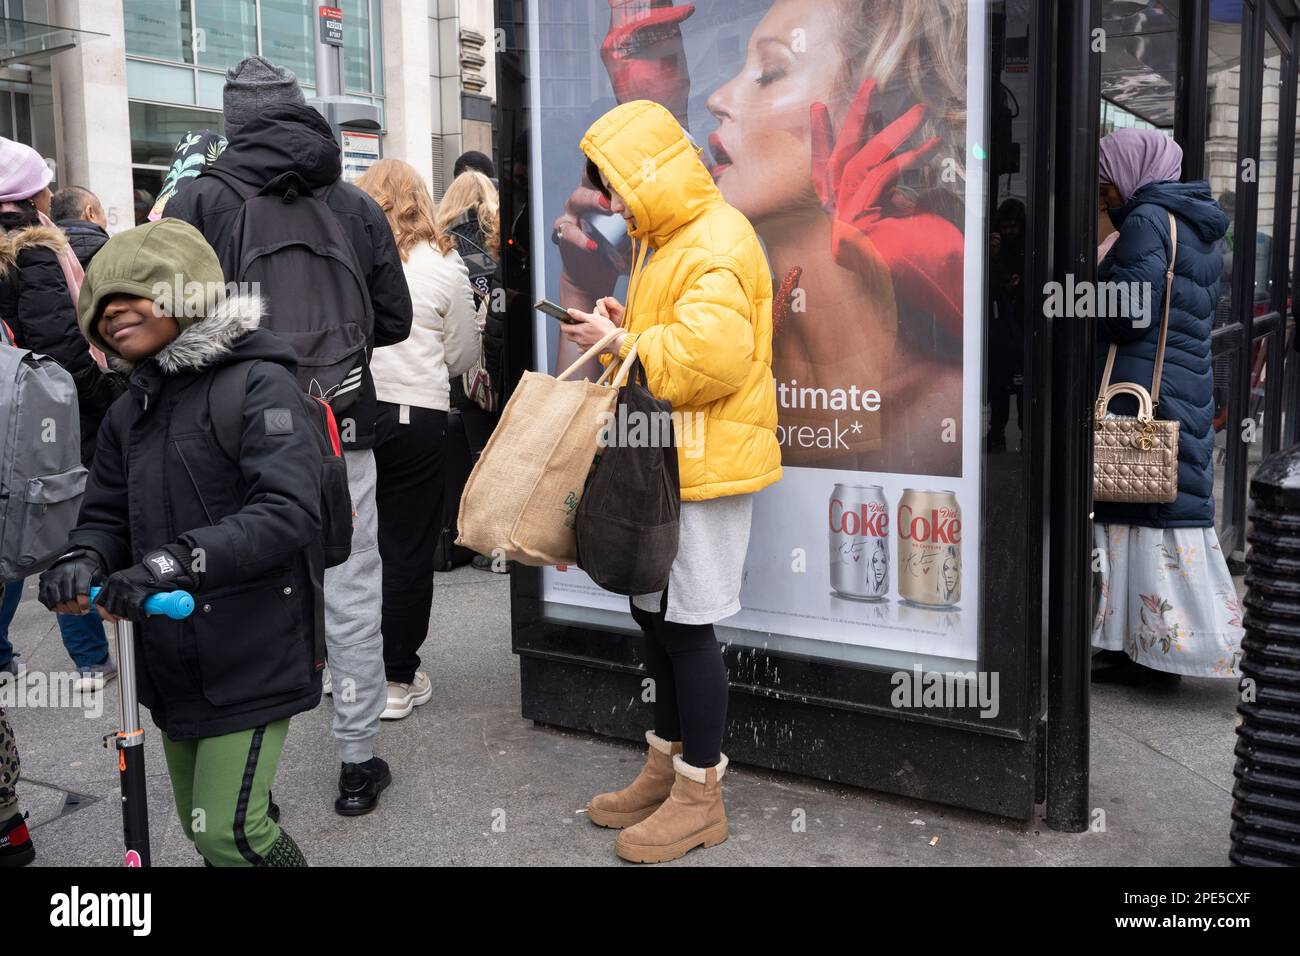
[1091,523,1244,678]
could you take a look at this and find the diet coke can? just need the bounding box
[897,489,962,608]
[829,484,890,601]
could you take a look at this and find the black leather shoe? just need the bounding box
[0,812,35,867]
[334,757,392,816]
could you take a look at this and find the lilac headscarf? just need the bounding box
[1099,128,1183,203]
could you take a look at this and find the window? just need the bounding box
[129,101,223,167]
[194,0,257,71]
[124,0,194,64]
[260,0,316,87]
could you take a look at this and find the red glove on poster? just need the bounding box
[601,0,695,125]
[811,79,964,338]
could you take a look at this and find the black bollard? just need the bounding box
[1233,444,1300,865]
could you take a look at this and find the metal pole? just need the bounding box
[1046,0,1100,833]
[113,619,151,867]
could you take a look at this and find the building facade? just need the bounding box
[0,0,495,231]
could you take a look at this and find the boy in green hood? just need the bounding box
[39,219,324,866]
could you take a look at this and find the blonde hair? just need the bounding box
[837,0,967,197]
[355,158,455,259]
[436,170,501,261]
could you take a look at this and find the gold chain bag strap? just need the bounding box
[1093,211,1180,504]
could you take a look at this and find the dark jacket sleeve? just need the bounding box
[179,362,322,590]
[178,364,322,595]
[11,249,118,424]
[1097,213,1170,345]
[359,193,413,349]
[68,400,134,573]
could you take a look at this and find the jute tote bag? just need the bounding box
[456,329,639,566]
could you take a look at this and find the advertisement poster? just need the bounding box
[530,0,987,668]
[341,129,380,183]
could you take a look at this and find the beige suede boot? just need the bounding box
[587,732,682,828]
[615,754,728,863]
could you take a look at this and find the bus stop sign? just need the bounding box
[319,6,343,46]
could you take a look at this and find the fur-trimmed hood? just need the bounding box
[153,292,265,374]
[0,223,70,276]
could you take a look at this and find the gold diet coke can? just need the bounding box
[897,489,962,608]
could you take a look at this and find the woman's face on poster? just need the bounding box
[705,0,846,221]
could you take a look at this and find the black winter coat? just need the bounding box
[69,295,324,740]
[165,102,413,449]
[0,217,121,465]
[57,219,109,268]
[447,210,504,408]
[1095,180,1231,528]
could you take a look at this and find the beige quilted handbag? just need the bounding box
[1093,212,1180,504]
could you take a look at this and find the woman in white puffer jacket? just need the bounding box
[356,159,478,720]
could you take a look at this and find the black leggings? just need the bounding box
[629,593,728,769]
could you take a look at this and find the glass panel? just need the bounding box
[13,91,29,145]
[260,0,316,87]
[1212,343,1237,540]
[129,101,224,167]
[1100,0,1178,129]
[1255,30,1283,308]
[371,0,384,95]
[131,168,164,226]
[1247,334,1273,477]
[343,0,372,93]
[124,0,194,64]
[1206,3,1243,326]
[194,0,257,71]
[126,59,196,105]
[196,69,225,110]
[0,91,11,140]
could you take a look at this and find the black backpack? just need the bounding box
[210,361,353,568]
[205,168,372,415]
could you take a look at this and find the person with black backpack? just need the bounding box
[165,57,413,817]
[38,219,323,866]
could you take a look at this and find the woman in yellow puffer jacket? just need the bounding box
[561,100,781,864]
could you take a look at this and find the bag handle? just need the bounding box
[594,343,640,390]
[1095,212,1178,422]
[556,329,623,381]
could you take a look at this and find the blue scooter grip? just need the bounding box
[89,587,195,621]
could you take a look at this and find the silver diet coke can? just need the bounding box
[829,484,890,601]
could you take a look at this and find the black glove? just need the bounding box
[95,544,199,622]
[37,549,107,612]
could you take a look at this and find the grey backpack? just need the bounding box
[0,322,88,580]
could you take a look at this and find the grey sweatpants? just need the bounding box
[324,449,386,764]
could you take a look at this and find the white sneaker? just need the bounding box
[380,672,432,720]
[322,666,332,696]
[72,657,118,694]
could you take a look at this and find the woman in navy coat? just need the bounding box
[1091,129,1243,682]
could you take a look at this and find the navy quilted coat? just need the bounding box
[1094,180,1230,528]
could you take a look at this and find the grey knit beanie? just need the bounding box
[223,56,305,136]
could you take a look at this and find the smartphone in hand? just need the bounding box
[535,299,579,324]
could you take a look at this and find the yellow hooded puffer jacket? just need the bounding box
[582,100,782,501]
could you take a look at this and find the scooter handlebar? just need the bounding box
[88,587,195,621]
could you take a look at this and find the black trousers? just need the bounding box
[374,401,447,683]
[629,592,728,769]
